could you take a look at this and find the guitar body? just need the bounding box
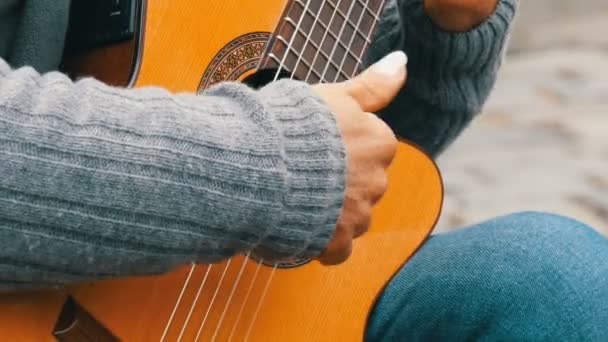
[0,1,443,341]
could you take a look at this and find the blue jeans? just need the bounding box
[367,212,608,341]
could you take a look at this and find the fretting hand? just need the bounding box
[312,51,408,265]
[424,0,499,32]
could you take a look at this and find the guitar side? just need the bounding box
[0,1,444,341]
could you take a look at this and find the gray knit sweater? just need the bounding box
[0,0,518,289]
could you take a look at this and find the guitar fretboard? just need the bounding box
[260,0,385,83]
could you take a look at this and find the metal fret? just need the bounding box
[353,0,382,20]
[352,0,385,72]
[318,0,358,80]
[261,0,388,82]
[325,0,373,43]
[295,0,372,44]
[267,52,325,81]
[283,16,364,65]
[272,36,352,81]
[333,0,371,81]
[326,0,378,35]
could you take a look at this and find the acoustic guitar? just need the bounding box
[0,0,443,340]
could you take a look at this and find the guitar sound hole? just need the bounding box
[242,68,297,89]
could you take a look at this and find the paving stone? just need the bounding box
[432,4,608,237]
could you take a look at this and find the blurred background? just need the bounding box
[435,0,608,236]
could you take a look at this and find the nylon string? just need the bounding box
[242,0,387,338]
[272,0,314,82]
[334,0,372,82]
[226,260,264,341]
[193,259,233,341]
[160,263,197,342]
[291,1,325,81]
[318,0,358,81]
[236,0,343,338]
[304,0,344,82]
[352,0,385,74]
[175,264,214,341]
[222,0,386,339]
[209,254,251,341]
[161,0,385,339]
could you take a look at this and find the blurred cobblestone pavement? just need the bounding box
[434,1,608,235]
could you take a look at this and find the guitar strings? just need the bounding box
[242,0,352,336]
[193,259,233,341]
[273,0,314,82]
[242,265,278,341]
[228,0,384,341]
[181,1,318,340]
[162,0,385,340]
[226,0,344,339]
[352,0,385,75]
[160,263,196,342]
[209,254,251,341]
[240,0,387,339]
[176,265,214,341]
[225,259,264,342]
[291,1,325,81]
[304,0,343,82]
[161,0,313,335]
[318,0,358,81]
[334,0,372,82]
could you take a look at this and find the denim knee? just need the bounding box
[488,211,601,245]
[366,211,608,341]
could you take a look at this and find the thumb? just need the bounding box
[346,51,408,112]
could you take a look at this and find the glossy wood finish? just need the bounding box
[133,1,290,91]
[0,1,443,341]
[61,40,138,86]
[61,0,145,86]
[0,145,442,342]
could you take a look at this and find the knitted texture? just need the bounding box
[0,0,518,288]
[9,0,70,72]
[0,0,21,59]
[367,0,518,156]
[0,60,345,288]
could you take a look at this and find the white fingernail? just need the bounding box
[372,51,408,76]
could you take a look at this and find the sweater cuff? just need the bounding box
[395,0,518,78]
[365,0,518,155]
[252,79,346,263]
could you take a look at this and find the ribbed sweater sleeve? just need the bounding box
[366,0,518,156]
[0,59,345,289]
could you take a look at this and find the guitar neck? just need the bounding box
[260,0,385,83]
